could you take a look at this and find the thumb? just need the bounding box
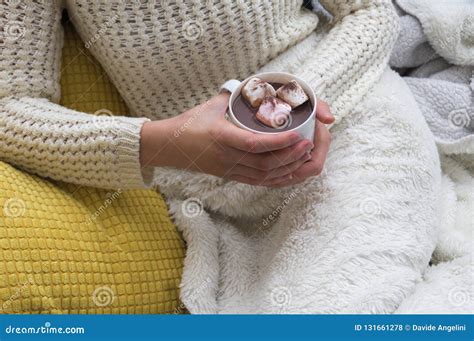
[316,99,335,124]
[208,92,231,119]
[215,92,231,110]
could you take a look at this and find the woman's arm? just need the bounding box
[140,93,334,187]
[1,1,333,189]
[300,0,400,123]
[0,1,152,190]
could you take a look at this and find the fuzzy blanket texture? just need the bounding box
[154,0,473,314]
[389,0,473,314]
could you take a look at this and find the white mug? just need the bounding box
[220,72,316,141]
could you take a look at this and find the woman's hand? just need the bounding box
[140,93,334,187]
[275,100,334,187]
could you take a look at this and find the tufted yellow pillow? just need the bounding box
[0,16,185,314]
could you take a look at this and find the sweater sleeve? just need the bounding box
[298,0,400,123]
[0,1,152,190]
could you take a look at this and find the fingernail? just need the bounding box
[304,152,312,161]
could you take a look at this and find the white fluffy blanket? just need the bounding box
[390,0,473,314]
[153,0,473,314]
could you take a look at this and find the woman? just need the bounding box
[0,1,440,313]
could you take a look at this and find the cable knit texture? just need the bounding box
[1,0,398,189]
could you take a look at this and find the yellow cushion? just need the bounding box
[59,17,130,116]
[0,18,185,314]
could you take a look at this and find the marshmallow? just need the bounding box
[276,80,309,108]
[256,96,292,129]
[241,77,276,108]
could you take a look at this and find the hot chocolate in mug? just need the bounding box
[220,72,317,141]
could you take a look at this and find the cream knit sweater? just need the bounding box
[0,0,399,189]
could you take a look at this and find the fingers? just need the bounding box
[316,99,335,124]
[261,140,313,168]
[283,122,330,185]
[228,151,312,181]
[214,92,230,109]
[213,97,333,187]
[194,93,230,119]
[268,122,330,188]
[227,139,313,170]
[227,154,310,187]
[216,121,303,153]
[310,120,331,172]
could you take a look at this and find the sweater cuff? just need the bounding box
[115,117,154,189]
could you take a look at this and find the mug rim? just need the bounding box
[227,72,317,135]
